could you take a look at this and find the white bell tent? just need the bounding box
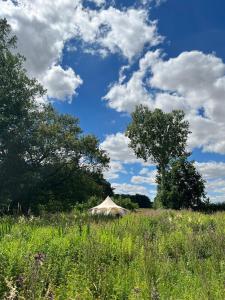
[89,196,128,216]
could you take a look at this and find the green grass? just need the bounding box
[0,210,224,299]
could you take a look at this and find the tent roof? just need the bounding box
[89,196,128,216]
[92,196,123,209]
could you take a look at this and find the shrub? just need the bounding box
[113,196,139,211]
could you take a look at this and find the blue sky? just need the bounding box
[1,0,225,202]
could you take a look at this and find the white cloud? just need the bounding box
[195,161,225,203]
[112,182,149,196]
[150,51,225,153]
[103,160,124,180]
[0,0,80,77]
[103,50,160,112]
[73,6,162,60]
[104,50,225,155]
[42,66,83,101]
[131,169,157,185]
[95,8,162,61]
[139,167,149,175]
[100,132,140,164]
[141,0,167,6]
[209,195,225,203]
[101,132,155,195]
[0,0,83,101]
[195,161,225,180]
[89,0,105,7]
[150,51,225,120]
[0,0,162,101]
[100,132,154,165]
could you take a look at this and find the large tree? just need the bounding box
[0,18,45,212]
[126,106,190,201]
[161,157,208,209]
[0,19,110,214]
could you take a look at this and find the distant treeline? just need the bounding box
[197,202,225,213]
[114,194,153,208]
[115,194,225,213]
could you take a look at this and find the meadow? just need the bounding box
[0,210,224,300]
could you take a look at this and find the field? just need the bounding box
[0,210,224,300]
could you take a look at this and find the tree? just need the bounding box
[161,157,207,209]
[126,106,190,203]
[14,105,110,213]
[114,194,152,208]
[0,19,110,214]
[0,18,45,212]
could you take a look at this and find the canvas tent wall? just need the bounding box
[89,196,128,216]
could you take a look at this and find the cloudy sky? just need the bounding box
[1,0,225,202]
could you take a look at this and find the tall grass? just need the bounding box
[0,210,224,299]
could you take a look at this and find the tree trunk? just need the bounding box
[160,164,166,192]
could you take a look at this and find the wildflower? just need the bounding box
[34,252,46,266]
[47,290,54,300]
[16,274,24,288]
[4,278,18,300]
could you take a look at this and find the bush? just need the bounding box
[113,196,139,211]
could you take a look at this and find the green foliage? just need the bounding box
[157,157,207,209]
[126,106,190,167]
[115,193,152,208]
[73,196,101,212]
[73,195,139,213]
[126,106,190,205]
[113,196,139,210]
[0,18,45,212]
[0,210,224,299]
[0,19,111,214]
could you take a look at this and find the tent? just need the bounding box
[89,196,129,216]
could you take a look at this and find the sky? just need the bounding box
[1,0,225,202]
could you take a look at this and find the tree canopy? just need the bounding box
[0,18,111,214]
[126,106,190,191]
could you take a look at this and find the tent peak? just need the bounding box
[89,196,128,216]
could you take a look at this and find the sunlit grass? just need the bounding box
[0,210,224,299]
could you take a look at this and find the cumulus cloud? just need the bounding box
[112,183,149,196]
[195,161,225,203]
[150,51,225,121]
[100,132,154,165]
[104,50,225,154]
[0,0,79,77]
[100,132,140,164]
[0,0,83,101]
[0,0,162,101]
[150,51,225,153]
[131,169,157,185]
[103,161,124,180]
[42,66,83,101]
[100,132,155,194]
[195,161,225,179]
[95,8,162,60]
[73,6,162,60]
[103,50,160,112]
